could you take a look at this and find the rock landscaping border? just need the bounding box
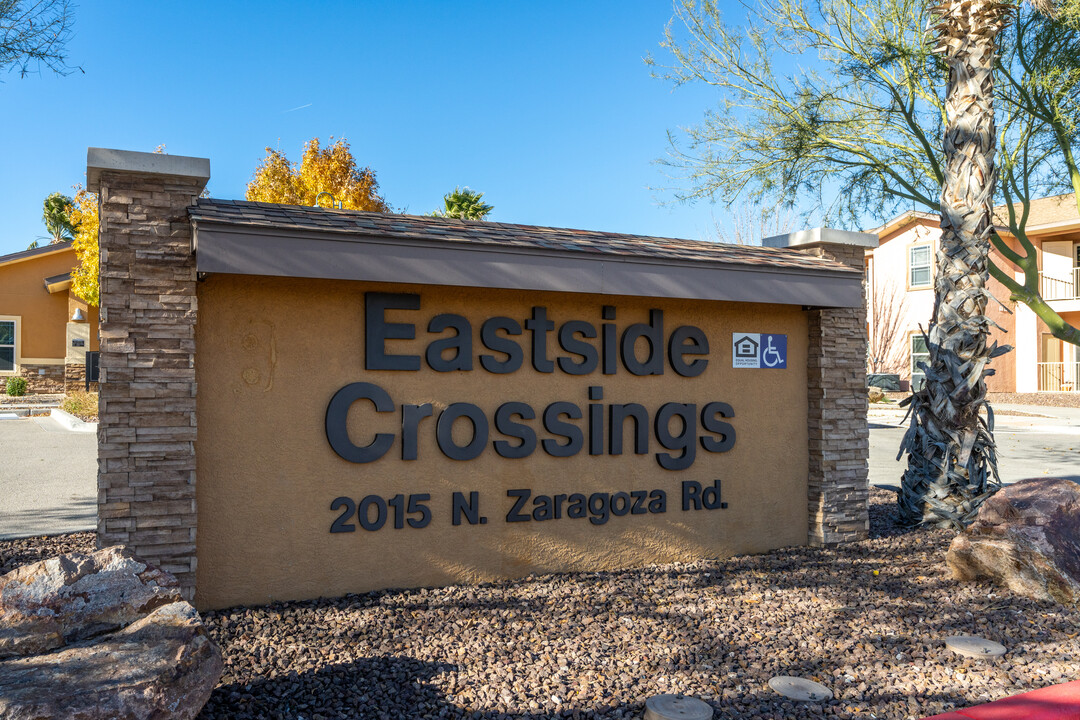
[3,490,1076,720]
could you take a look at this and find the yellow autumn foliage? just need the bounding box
[245,137,390,212]
[70,187,99,307]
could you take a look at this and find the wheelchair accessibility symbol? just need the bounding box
[732,332,787,369]
[762,335,785,367]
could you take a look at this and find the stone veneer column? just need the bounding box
[88,148,210,598]
[765,228,876,546]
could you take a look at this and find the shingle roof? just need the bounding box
[869,193,1080,240]
[994,193,1079,226]
[0,241,73,267]
[189,199,857,275]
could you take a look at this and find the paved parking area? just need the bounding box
[870,402,1080,489]
[0,415,96,539]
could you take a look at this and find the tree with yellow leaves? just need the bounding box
[66,145,172,306]
[246,137,390,212]
[69,186,99,306]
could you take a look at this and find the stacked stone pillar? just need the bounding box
[88,149,210,598]
[765,229,875,545]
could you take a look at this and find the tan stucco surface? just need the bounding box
[194,275,809,610]
[0,247,96,365]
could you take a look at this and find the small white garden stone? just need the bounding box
[644,693,713,720]
[768,676,833,702]
[945,635,1006,659]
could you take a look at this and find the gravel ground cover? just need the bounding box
[2,491,1077,720]
[0,394,63,406]
[988,392,1080,408]
[0,532,96,574]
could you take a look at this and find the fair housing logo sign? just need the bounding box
[732,333,787,369]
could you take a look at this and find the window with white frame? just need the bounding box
[0,320,14,372]
[909,245,932,288]
[911,335,929,391]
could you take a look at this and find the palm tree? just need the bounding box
[897,0,1063,527]
[42,192,76,244]
[432,187,494,220]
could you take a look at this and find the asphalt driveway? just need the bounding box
[869,402,1080,489]
[0,415,96,539]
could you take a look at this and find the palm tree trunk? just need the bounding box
[898,0,1013,528]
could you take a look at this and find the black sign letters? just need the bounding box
[325,293,737,469]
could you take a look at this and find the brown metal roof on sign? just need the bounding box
[189,199,866,308]
[189,199,856,275]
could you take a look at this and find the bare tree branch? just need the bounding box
[0,0,79,78]
[867,280,909,374]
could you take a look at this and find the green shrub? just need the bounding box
[61,390,98,421]
[5,376,27,397]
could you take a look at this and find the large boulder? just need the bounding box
[947,477,1080,604]
[0,547,223,719]
[0,545,180,659]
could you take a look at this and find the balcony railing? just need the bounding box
[1038,362,1080,392]
[1039,267,1080,301]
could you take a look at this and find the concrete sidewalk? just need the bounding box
[0,415,96,539]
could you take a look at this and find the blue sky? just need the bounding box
[0,1,754,257]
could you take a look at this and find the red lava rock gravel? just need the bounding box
[2,491,1076,720]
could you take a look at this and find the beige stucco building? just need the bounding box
[0,242,99,393]
[865,194,1080,393]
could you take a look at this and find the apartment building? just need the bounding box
[865,194,1079,393]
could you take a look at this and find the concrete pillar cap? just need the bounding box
[87,147,210,193]
[763,227,878,250]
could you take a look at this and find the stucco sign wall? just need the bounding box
[195,279,810,609]
[88,147,872,611]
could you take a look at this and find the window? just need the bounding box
[909,245,931,288]
[0,320,13,372]
[911,335,929,391]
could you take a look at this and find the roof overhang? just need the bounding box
[44,272,72,294]
[0,242,73,269]
[996,217,1080,237]
[191,221,866,309]
[864,210,938,240]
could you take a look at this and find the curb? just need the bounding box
[49,408,98,434]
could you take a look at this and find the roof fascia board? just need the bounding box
[866,210,938,238]
[192,222,864,309]
[1019,217,1080,236]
